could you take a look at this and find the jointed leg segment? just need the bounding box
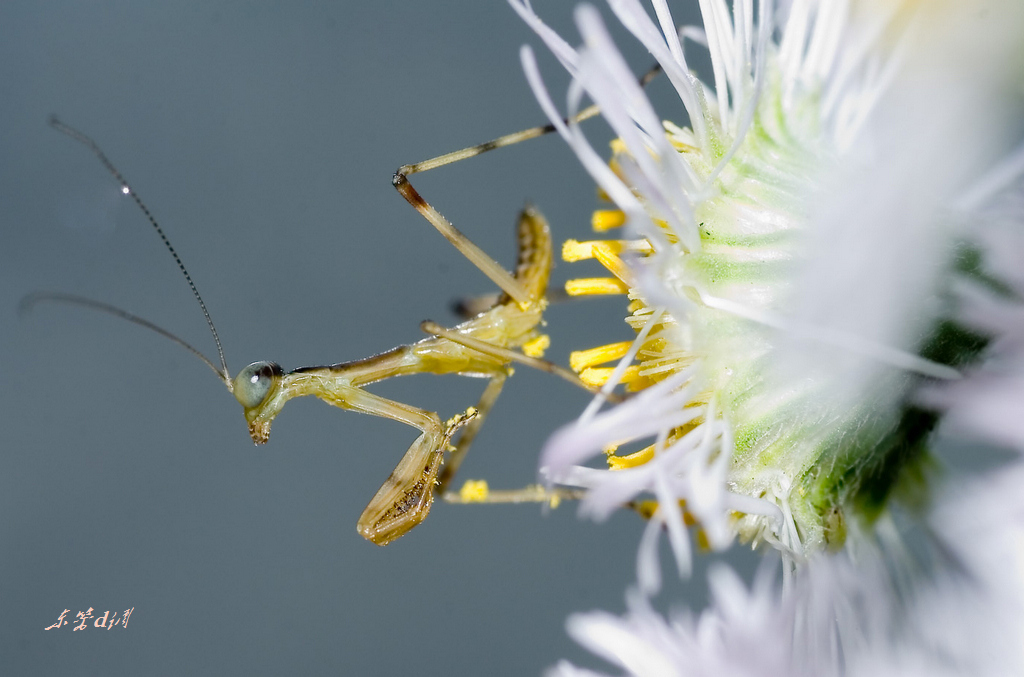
[313,68,662,543]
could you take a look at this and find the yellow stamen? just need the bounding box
[458,479,490,503]
[632,500,659,520]
[630,499,696,526]
[562,239,595,262]
[563,239,653,262]
[565,278,630,296]
[636,337,666,356]
[570,341,634,372]
[591,210,627,232]
[607,444,655,470]
[522,334,550,358]
[667,138,699,154]
[579,365,642,388]
[591,244,634,285]
[651,219,680,244]
[627,377,656,392]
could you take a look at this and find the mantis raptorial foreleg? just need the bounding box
[436,372,507,495]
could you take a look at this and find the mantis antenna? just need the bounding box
[19,291,226,379]
[46,116,232,388]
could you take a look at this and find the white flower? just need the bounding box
[546,461,1024,677]
[512,0,1024,567]
[507,0,1024,674]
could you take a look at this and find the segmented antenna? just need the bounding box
[48,117,231,384]
[20,291,226,380]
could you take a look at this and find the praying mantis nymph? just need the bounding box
[33,117,602,546]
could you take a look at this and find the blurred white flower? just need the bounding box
[547,461,1024,677]
[509,0,1024,673]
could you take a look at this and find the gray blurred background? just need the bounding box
[0,1,761,674]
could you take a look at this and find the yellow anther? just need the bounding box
[648,218,680,244]
[564,238,654,263]
[548,493,561,509]
[562,239,595,262]
[565,278,630,296]
[667,138,700,154]
[607,444,655,470]
[626,375,655,393]
[637,337,666,356]
[632,500,659,520]
[579,365,642,388]
[630,499,696,526]
[591,210,627,232]
[570,341,633,372]
[565,238,598,262]
[591,244,633,285]
[458,479,490,503]
[522,334,550,358]
[628,239,655,255]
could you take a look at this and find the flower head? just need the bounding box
[514,0,1024,569]
[509,0,1024,673]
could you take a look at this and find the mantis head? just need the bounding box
[231,361,285,445]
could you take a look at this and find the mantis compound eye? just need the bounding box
[232,361,283,410]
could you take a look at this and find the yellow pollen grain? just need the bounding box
[607,444,655,470]
[565,278,630,296]
[445,407,477,429]
[458,479,490,503]
[591,210,627,232]
[522,334,550,358]
[579,365,642,388]
[570,341,634,372]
